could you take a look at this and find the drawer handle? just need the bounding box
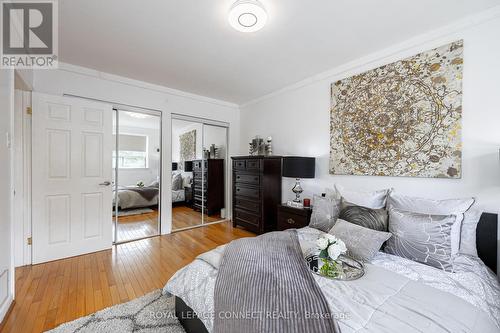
[286,218,296,225]
[236,188,240,191]
[237,176,240,179]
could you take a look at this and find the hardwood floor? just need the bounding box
[115,209,159,242]
[172,205,222,230]
[0,222,255,333]
[114,206,225,240]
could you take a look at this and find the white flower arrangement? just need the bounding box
[316,234,347,278]
[316,234,347,261]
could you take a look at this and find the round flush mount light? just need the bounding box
[228,0,268,33]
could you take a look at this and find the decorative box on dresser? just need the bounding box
[232,156,282,234]
[277,204,312,231]
[191,159,224,216]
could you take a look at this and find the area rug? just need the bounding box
[46,290,185,333]
[113,208,154,217]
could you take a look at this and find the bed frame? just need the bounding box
[175,212,498,333]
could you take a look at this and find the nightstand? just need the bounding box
[277,204,312,231]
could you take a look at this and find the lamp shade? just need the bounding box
[184,161,193,172]
[282,157,315,179]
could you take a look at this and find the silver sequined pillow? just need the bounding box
[385,208,457,272]
[339,200,388,232]
[309,195,341,232]
[329,219,392,262]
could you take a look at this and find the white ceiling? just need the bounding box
[60,0,500,104]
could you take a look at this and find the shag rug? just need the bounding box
[113,208,155,217]
[46,290,185,333]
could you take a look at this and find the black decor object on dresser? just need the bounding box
[277,204,312,231]
[191,159,224,216]
[232,156,282,234]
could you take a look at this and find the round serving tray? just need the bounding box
[305,254,365,281]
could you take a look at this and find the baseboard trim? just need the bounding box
[0,298,14,330]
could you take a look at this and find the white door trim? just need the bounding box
[13,89,32,267]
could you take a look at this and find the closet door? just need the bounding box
[171,118,203,230]
[32,92,113,264]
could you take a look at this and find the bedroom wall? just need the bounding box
[240,14,500,214]
[32,64,240,234]
[0,69,14,322]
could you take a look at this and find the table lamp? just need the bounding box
[282,156,315,203]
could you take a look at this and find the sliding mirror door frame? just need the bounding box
[171,114,229,232]
[113,108,163,244]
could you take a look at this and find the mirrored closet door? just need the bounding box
[171,116,228,231]
[113,109,162,243]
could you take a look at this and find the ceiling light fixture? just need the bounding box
[228,0,268,33]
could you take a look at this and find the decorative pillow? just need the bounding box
[385,208,457,272]
[327,185,391,209]
[387,192,474,256]
[149,180,160,188]
[329,219,392,262]
[339,201,388,232]
[172,173,183,191]
[182,174,192,188]
[309,195,341,232]
[460,208,482,256]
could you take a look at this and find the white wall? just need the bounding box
[204,125,227,160]
[240,15,500,214]
[32,63,240,234]
[0,69,14,322]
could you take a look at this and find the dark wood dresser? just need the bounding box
[232,156,282,234]
[192,159,224,216]
[277,204,312,231]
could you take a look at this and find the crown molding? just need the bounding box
[240,5,500,108]
[57,62,239,109]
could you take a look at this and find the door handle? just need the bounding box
[99,181,111,186]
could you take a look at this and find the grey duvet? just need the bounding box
[113,186,159,210]
[164,227,500,332]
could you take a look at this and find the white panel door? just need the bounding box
[32,92,113,264]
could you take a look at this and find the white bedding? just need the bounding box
[164,227,500,332]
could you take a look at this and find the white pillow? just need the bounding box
[387,192,475,256]
[327,184,391,209]
[181,174,192,188]
[460,208,482,256]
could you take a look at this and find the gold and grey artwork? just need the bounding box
[330,40,463,178]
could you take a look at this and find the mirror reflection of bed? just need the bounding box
[113,182,159,241]
[113,110,161,243]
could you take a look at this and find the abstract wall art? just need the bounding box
[330,40,463,178]
[179,129,196,168]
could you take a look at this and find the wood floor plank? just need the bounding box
[0,221,255,333]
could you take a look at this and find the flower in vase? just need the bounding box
[316,237,329,250]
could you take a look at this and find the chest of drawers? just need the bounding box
[231,156,282,234]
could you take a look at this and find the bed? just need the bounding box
[113,185,159,210]
[164,212,499,333]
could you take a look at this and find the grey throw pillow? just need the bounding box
[385,208,456,272]
[309,195,341,232]
[172,173,183,191]
[339,200,388,232]
[329,219,392,262]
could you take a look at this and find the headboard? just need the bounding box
[477,213,498,273]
